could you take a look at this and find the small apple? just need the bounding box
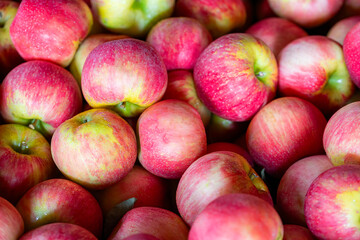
[0,196,24,240]
[343,22,360,88]
[283,225,315,240]
[327,16,360,45]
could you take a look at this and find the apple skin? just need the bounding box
[343,22,360,88]
[305,165,360,240]
[0,196,24,240]
[137,99,207,179]
[123,234,160,240]
[276,155,333,226]
[0,124,56,205]
[268,0,344,28]
[82,38,168,118]
[194,33,278,122]
[146,17,212,71]
[189,193,283,240]
[255,0,276,20]
[18,223,97,240]
[16,178,103,237]
[0,60,83,138]
[51,108,137,190]
[175,0,247,38]
[176,151,273,226]
[245,17,308,57]
[9,0,93,67]
[108,206,189,240]
[327,16,360,45]
[246,97,327,178]
[283,225,315,240]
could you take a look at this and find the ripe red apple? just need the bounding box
[0,196,24,240]
[9,0,93,67]
[0,124,56,204]
[194,33,278,122]
[51,108,137,190]
[305,165,360,240]
[327,16,360,45]
[246,97,327,178]
[343,22,360,88]
[189,193,283,240]
[82,38,168,118]
[123,234,160,240]
[176,151,272,226]
[283,225,315,240]
[16,178,103,237]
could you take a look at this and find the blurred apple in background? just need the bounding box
[9,0,93,67]
[327,16,360,45]
[283,225,315,240]
[343,21,360,88]
[255,0,276,20]
[0,196,24,240]
[82,38,167,118]
[0,60,83,139]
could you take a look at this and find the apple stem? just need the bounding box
[20,141,28,152]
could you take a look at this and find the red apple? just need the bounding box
[283,225,315,240]
[123,234,160,240]
[0,196,24,240]
[255,0,276,20]
[343,22,360,88]
[9,0,93,67]
[327,16,360,45]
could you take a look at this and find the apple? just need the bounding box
[267,0,344,28]
[333,0,360,20]
[146,17,212,71]
[343,22,360,88]
[0,196,24,240]
[175,0,247,38]
[9,0,93,67]
[194,33,278,122]
[18,223,97,240]
[0,60,83,139]
[123,234,160,240]
[176,151,272,226]
[283,225,315,240]
[16,178,103,237]
[108,206,189,240]
[327,16,360,45]
[51,108,137,190]
[278,35,354,116]
[246,97,327,178]
[91,0,175,37]
[305,164,360,240]
[189,193,283,240]
[255,0,276,20]
[276,155,333,226]
[0,124,56,205]
[245,17,308,57]
[81,38,168,118]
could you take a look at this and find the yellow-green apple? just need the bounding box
[175,0,247,38]
[0,196,24,240]
[51,108,137,190]
[162,70,211,127]
[283,225,315,240]
[18,223,97,240]
[0,1,23,79]
[193,33,278,122]
[9,0,93,67]
[16,178,103,237]
[108,206,189,240]
[327,16,360,45]
[123,234,160,240]
[267,0,344,28]
[276,155,333,226]
[69,33,129,85]
[246,97,327,178]
[0,124,56,205]
[323,101,360,166]
[189,193,283,240]
[146,17,212,71]
[91,0,175,37]
[176,151,272,226]
[82,38,168,118]
[278,35,354,116]
[245,17,308,57]
[304,165,360,240]
[343,22,360,88]
[137,99,207,179]
[0,60,83,138]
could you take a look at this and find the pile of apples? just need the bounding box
[1,0,360,239]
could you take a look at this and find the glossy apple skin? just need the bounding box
[137,99,207,179]
[343,22,360,88]
[0,197,24,240]
[16,178,103,238]
[9,0,93,67]
[246,97,327,178]
[176,151,272,226]
[245,17,308,57]
[51,108,137,190]
[268,0,344,28]
[0,60,83,138]
[305,165,360,240]
[82,38,168,118]
[194,33,278,122]
[327,16,360,45]
[0,124,56,205]
[18,223,97,240]
[276,155,333,226]
[189,193,283,240]
[283,225,315,240]
[108,207,189,240]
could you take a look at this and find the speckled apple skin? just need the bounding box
[0,197,24,240]
[344,22,360,88]
[283,225,315,240]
